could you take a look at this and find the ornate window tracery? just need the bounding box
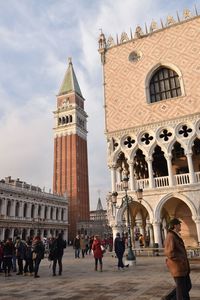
[178,124,192,138]
[141,133,154,145]
[159,129,172,141]
[124,136,135,148]
[113,139,119,151]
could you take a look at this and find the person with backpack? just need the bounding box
[50,233,66,276]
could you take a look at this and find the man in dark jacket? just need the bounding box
[51,233,66,276]
[3,238,14,276]
[15,236,27,275]
[164,218,192,300]
[73,234,81,258]
[114,232,128,270]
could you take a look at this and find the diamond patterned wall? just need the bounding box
[104,17,200,133]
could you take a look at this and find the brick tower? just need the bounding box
[53,58,90,241]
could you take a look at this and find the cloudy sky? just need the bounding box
[0,0,197,210]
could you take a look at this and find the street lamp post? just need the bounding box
[112,175,143,263]
[122,176,135,261]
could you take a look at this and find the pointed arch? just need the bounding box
[116,198,154,224]
[154,192,197,221]
[112,148,130,164]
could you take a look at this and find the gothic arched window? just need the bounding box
[150,67,181,103]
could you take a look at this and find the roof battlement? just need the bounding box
[98,7,199,62]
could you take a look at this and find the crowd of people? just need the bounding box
[0,220,192,299]
[0,235,46,278]
[0,232,149,279]
[72,235,113,259]
[0,233,67,278]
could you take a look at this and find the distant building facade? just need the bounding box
[99,9,200,247]
[77,198,111,237]
[53,58,90,241]
[0,177,68,241]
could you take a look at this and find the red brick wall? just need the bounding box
[53,134,89,241]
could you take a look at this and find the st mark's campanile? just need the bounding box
[53,58,90,241]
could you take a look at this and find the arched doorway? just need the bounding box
[119,200,152,248]
[160,196,198,247]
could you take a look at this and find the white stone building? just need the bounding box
[99,9,200,248]
[0,177,68,241]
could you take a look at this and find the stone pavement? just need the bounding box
[0,247,200,300]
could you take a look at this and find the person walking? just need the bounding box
[114,232,129,270]
[164,218,192,300]
[51,233,66,276]
[92,235,103,272]
[80,235,86,258]
[32,235,45,278]
[73,235,81,259]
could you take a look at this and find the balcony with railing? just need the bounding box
[116,171,200,192]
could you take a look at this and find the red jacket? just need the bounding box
[92,239,103,259]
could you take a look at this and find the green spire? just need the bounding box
[58,57,83,97]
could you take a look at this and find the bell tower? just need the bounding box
[53,58,90,241]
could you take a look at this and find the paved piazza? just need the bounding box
[0,247,200,300]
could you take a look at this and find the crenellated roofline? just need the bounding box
[98,7,200,62]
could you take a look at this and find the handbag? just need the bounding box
[32,252,37,260]
[100,245,106,254]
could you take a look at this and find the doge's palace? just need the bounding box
[99,8,200,247]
